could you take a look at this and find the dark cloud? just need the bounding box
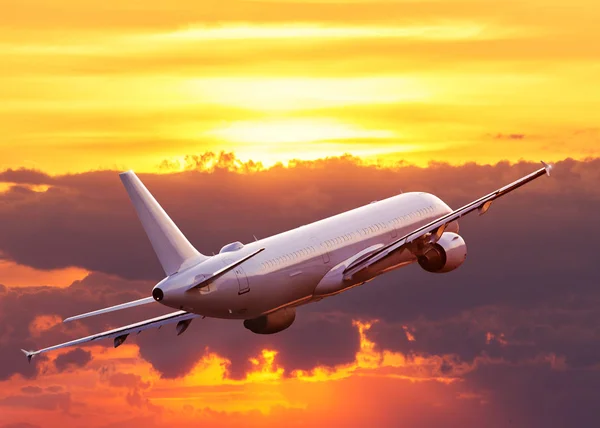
[2,156,593,280]
[54,349,92,372]
[0,273,155,381]
[106,373,153,410]
[0,168,54,185]
[462,361,600,427]
[107,373,150,390]
[134,309,360,379]
[1,157,599,426]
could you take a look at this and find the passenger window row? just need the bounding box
[389,205,435,226]
[323,232,356,249]
[262,246,317,269]
[359,222,389,236]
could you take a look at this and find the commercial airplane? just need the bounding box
[22,162,553,362]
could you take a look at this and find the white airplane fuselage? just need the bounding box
[155,191,458,319]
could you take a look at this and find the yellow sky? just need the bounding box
[1,0,600,174]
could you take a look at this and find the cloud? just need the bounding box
[29,315,63,338]
[54,349,92,372]
[20,386,42,395]
[108,373,150,390]
[0,392,73,412]
[1,156,597,280]
[0,169,54,185]
[0,272,152,380]
[0,157,599,426]
[493,133,526,140]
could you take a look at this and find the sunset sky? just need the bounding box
[2,0,600,173]
[1,1,600,427]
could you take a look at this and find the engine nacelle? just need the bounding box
[417,232,467,273]
[244,308,296,335]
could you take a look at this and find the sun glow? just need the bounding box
[138,22,500,43]
[2,0,600,174]
[205,118,396,145]
[180,76,432,112]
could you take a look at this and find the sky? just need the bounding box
[1,1,600,427]
[2,0,600,173]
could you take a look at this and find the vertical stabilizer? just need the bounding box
[119,171,207,276]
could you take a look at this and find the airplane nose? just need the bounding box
[152,287,164,302]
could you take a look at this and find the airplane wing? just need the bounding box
[21,311,199,362]
[343,161,553,279]
[63,296,156,323]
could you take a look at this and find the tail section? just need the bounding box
[119,171,208,276]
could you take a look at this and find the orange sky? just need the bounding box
[1,2,599,427]
[1,319,490,427]
[2,0,600,174]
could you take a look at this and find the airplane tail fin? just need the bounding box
[119,171,208,276]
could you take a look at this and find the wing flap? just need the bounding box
[344,161,553,279]
[63,297,156,323]
[22,311,199,362]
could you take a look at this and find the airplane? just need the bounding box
[22,161,554,362]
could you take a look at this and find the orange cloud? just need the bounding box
[29,315,63,338]
[0,259,89,288]
[0,305,587,428]
[486,332,508,346]
[403,325,417,342]
[0,318,478,426]
[292,320,472,385]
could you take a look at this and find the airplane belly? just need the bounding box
[253,265,325,314]
[186,264,324,319]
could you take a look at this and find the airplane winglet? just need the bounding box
[541,161,553,176]
[21,349,35,363]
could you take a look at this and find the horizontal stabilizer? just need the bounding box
[22,311,199,362]
[63,297,156,323]
[120,171,208,276]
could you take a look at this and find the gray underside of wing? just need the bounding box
[22,311,199,361]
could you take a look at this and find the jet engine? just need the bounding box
[244,308,296,335]
[417,232,467,273]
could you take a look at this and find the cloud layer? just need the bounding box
[0,157,599,426]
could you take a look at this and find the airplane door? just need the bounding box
[234,266,250,295]
[225,259,250,295]
[311,237,330,264]
[389,220,398,239]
